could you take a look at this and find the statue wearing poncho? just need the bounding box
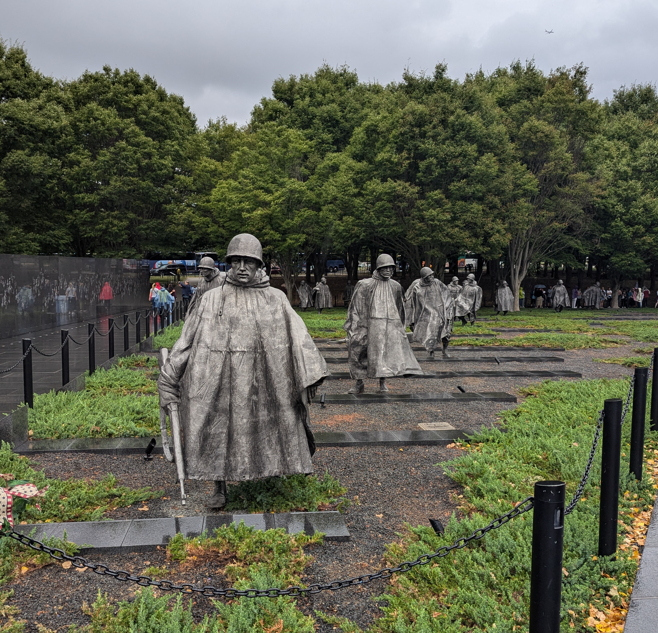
[496,281,515,314]
[344,254,423,393]
[455,273,483,325]
[552,280,570,312]
[157,234,328,508]
[405,268,453,358]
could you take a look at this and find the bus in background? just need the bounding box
[146,251,223,276]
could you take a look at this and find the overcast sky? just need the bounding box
[2,0,657,126]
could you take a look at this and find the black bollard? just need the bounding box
[599,399,622,556]
[651,348,658,432]
[135,311,140,345]
[529,481,565,633]
[88,323,96,375]
[108,319,115,359]
[630,367,648,480]
[123,314,129,351]
[145,310,150,338]
[61,330,69,387]
[22,339,33,408]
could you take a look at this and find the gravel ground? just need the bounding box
[1,341,637,631]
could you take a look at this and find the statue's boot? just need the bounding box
[348,379,364,394]
[503,311,508,316]
[428,350,435,359]
[441,337,450,358]
[460,316,467,326]
[379,378,389,393]
[207,480,227,509]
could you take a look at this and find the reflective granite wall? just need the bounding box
[0,255,150,339]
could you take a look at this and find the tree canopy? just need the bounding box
[3,40,658,309]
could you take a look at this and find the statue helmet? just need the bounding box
[467,273,476,281]
[451,276,459,283]
[225,233,263,265]
[420,267,434,279]
[375,254,396,270]
[198,256,217,270]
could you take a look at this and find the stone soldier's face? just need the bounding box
[379,266,395,279]
[200,267,214,280]
[232,257,259,284]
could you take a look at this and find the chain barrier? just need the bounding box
[0,497,534,598]
[112,320,129,331]
[565,406,604,515]
[620,373,635,426]
[68,331,96,346]
[0,344,33,374]
[31,336,71,357]
[93,324,115,337]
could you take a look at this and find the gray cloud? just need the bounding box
[2,0,657,125]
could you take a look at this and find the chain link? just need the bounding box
[31,336,71,357]
[0,344,33,374]
[93,325,114,337]
[0,497,533,598]
[565,407,604,515]
[620,374,635,425]
[68,331,96,346]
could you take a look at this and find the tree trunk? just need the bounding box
[305,256,312,284]
[508,234,533,313]
[587,257,593,278]
[650,266,656,291]
[610,276,622,309]
[577,268,584,292]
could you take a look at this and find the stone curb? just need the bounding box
[323,356,565,364]
[324,370,581,380]
[14,430,469,455]
[623,498,658,632]
[15,511,350,552]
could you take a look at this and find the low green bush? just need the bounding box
[85,366,158,395]
[224,472,348,513]
[29,390,159,439]
[595,356,651,368]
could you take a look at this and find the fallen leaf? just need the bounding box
[62,561,71,570]
[376,514,383,518]
[20,566,29,574]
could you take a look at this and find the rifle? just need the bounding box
[159,348,187,505]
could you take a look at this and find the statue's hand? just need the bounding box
[307,378,325,401]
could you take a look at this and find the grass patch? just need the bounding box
[451,333,623,349]
[77,523,322,632]
[594,356,651,368]
[152,324,184,350]
[341,378,656,633]
[0,443,158,525]
[115,354,159,369]
[29,390,159,439]
[224,472,348,513]
[85,365,158,395]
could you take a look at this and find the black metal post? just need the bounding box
[135,311,140,345]
[651,348,658,432]
[599,398,622,556]
[123,314,129,352]
[630,367,648,480]
[529,481,565,633]
[88,323,96,376]
[22,339,33,408]
[61,330,69,387]
[108,319,115,359]
[145,310,150,338]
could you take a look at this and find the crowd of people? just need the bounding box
[526,284,655,309]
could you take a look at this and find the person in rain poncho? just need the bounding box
[447,277,461,319]
[296,279,313,310]
[495,281,515,315]
[344,254,423,394]
[313,276,333,313]
[454,273,483,325]
[552,280,570,312]
[405,267,453,358]
[157,234,328,509]
[187,257,224,315]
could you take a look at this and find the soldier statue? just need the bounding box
[495,281,515,315]
[344,254,423,393]
[157,234,328,509]
[405,267,453,358]
[313,276,333,314]
[583,281,604,309]
[187,257,224,315]
[296,279,313,311]
[455,273,483,325]
[553,280,570,312]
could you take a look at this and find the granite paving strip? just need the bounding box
[324,370,581,380]
[14,430,469,455]
[314,392,516,404]
[323,356,565,364]
[623,498,658,633]
[15,511,350,553]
